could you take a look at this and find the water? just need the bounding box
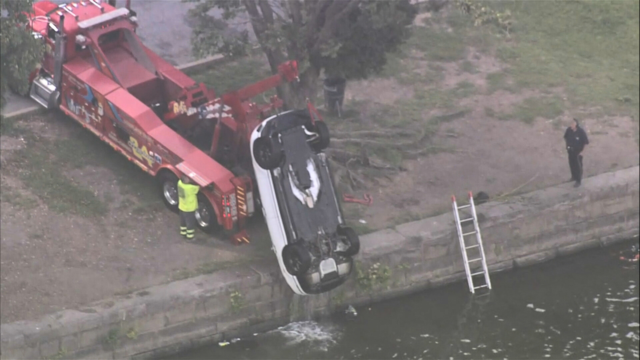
[166,239,639,359]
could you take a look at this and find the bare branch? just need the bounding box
[333,129,417,138]
[258,0,276,25]
[288,0,304,27]
[331,137,420,151]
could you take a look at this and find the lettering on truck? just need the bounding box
[128,136,162,167]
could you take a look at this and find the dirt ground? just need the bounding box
[343,50,640,227]
[0,114,273,323]
[1,4,639,324]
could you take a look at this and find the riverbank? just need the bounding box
[1,165,637,360]
[169,238,639,360]
[2,0,638,325]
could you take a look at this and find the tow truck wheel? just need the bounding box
[311,121,330,152]
[195,194,220,234]
[253,136,283,170]
[282,243,312,276]
[159,172,179,213]
[338,226,360,257]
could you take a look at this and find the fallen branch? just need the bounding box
[331,160,367,189]
[333,129,417,138]
[403,146,469,159]
[331,137,422,151]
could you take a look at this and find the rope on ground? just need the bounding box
[494,172,540,201]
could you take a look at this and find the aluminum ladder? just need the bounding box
[452,191,492,294]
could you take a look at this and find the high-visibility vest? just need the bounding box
[177,179,200,212]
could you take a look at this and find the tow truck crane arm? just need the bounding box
[235,60,300,102]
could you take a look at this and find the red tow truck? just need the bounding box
[23,0,301,244]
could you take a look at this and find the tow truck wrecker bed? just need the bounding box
[23,0,300,244]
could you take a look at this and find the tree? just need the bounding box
[0,0,44,115]
[186,0,417,109]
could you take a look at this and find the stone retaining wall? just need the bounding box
[1,166,638,360]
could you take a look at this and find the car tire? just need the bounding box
[338,226,360,256]
[311,121,330,152]
[159,171,179,213]
[195,193,221,234]
[282,243,312,276]
[253,136,283,170]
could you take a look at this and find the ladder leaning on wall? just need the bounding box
[452,191,492,294]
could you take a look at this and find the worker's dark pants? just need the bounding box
[179,210,196,240]
[568,150,583,183]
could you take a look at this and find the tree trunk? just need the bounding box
[279,66,320,110]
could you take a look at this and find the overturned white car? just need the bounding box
[250,108,360,295]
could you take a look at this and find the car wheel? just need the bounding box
[311,121,330,152]
[253,136,283,170]
[159,172,179,213]
[195,193,221,234]
[338,226,360,256]
[282,243,312,276]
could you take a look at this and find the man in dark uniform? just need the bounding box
[564,118,589,188]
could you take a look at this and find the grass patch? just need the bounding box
[185,55,273,98]
[51,124,163,212]
[11,145,108,217]
[488,96,565,124]
[486,71,511,94]
[451,81,477,99]
[0,181,39,211]
[460,60,477,74]
[512,96,565,124]
[490,0,639,119]
[2,114,167,217]
[407,26,468,62]
[0,117,25,136]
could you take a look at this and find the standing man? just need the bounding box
[564,118,589,188]
[178,175,200,241]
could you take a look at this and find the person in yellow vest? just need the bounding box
[177,175,200,241]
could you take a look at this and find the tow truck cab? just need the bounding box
[23,0,301,241]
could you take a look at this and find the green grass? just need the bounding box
[451,81,477,99]
[406,26,468,62]
[486,71,511,94]
[460,60,477,74]
[0,180,39,211]
[486,96,565,124]
[51,129,162,212]
[489,0,639,119]
[7,134,108,217]
[1,114,166,217]
[512,96,565,124]
[185,55,273,98]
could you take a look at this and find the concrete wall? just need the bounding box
[1,166,638,360]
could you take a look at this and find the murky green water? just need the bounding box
[167,239,639,360]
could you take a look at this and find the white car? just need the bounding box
[250,109,360,295]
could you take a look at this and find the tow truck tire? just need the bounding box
[338,226,360,257]
[195,194,221,234]
[311,121,330,152]
[253,136,283,170]
[282,243,312,276]
[159,172,180,213]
